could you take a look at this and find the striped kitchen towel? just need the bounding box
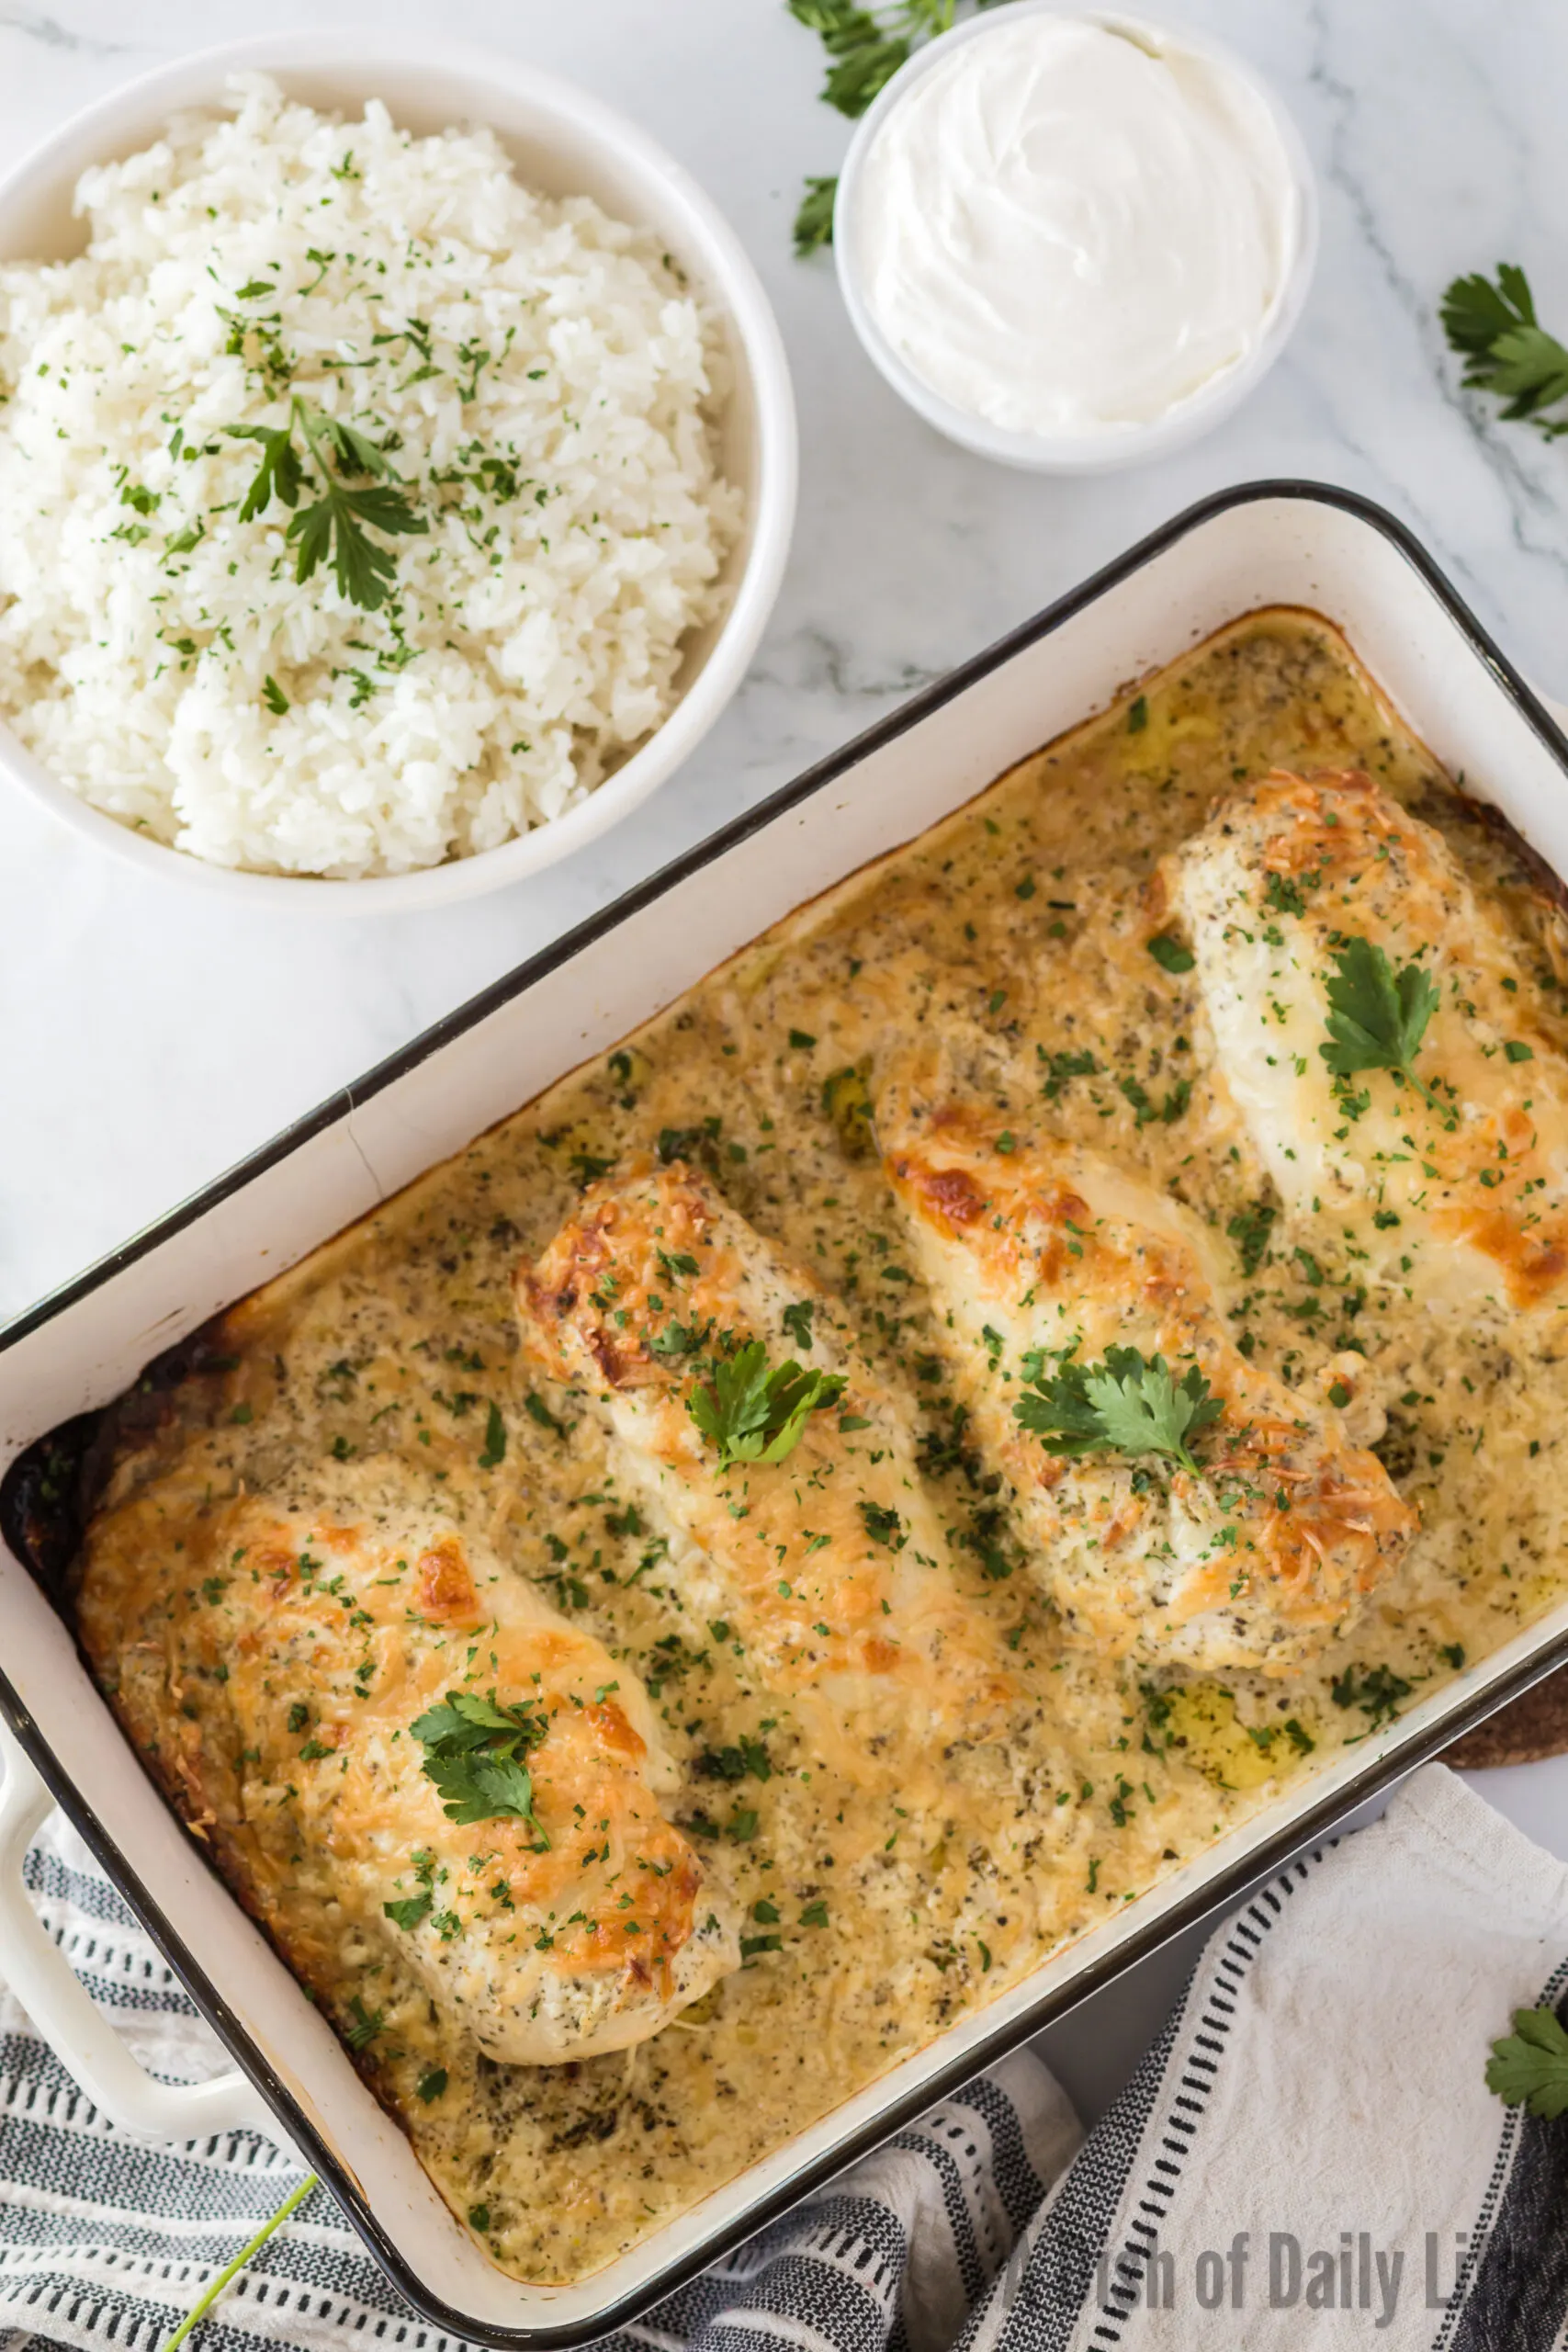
[1,1763,1566,2352]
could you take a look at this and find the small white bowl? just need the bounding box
[0,34,797,912]
[833,2,1317,475]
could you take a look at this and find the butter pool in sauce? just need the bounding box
[79,611,1568,2284]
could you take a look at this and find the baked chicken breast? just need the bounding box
[1168,767,1568,1314]
[878,1087,1417,1674]
[517,1159,1017,1753]
[74,1461,739,2064]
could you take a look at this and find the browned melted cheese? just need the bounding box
[878,1089,1417,1674]
[72,613,1568,2285]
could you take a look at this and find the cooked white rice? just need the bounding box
[0,75,740,877]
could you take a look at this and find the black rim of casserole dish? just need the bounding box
[4,478,1568,2346]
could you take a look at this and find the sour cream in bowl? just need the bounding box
[835,4,1316,471]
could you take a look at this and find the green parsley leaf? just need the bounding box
[344,1995,384,2051]
[781,1299,816,1351]
[694,1736,772,1784]
[383,1889,434,1930]
[1227,1198,1276,1277]
[524,1390,570,1437]
[411,1687,550,1841]
[1329,1662,1413,1727]
[479,1400,506,1470]
[1319,933,1445,1116]
[1486,2006,1568,2118]
[650,1318,710,1361]
[1127,694,1148,732]
[416,2066,448,2103]
[787,0,910,115]
[687,1340,845,1470]
[226,397,426,612]
[794,175,839,256]
[1440,265,1568,433]
[261,673,288,716]
[1015,1344,1224,1477]
[1145,932,1194,976]
[799,1898,830,1928]
[858,1498,906,1549]
[228,421,304,521]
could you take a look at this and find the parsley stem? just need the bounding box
[160,2173,318,2352]
[1399,1067,1451,1125]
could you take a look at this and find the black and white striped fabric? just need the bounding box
[2,1764,1565,2352]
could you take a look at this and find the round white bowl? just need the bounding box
[0,34,797,912]
[833,1,1318,476]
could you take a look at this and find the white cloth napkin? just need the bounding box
[1,1763,1564,2352]
[960,1763,1568,2352]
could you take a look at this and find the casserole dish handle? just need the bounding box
[0,1724,285,2148]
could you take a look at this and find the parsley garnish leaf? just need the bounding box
[228,397,426,611]
[687,1340,846,1470]
[1320,934,1445,1117]
[1015,1344,1224,1477]
[411,1687,549,1842]
[1486,2006,1568,2119]
[794,175,838,256]
[1440,265,1568,433]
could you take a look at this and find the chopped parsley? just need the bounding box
[1145,932,1194,976]
[478,1401,506,1470]
[858,1498,907,1550]
[383,1889,434,1931]
[344,1996,384,2051]
[1328,1662,1414,1729]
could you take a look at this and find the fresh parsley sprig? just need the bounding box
[1015,1344,1224,1477]
[688,1339,846,1469]
[1440,265,1568,435]
[787,0,1019,254]
[227,397,426,610]
[1486,2005,1568,2119]
[1319,934,1448,1121]
[410,1688,550,1843]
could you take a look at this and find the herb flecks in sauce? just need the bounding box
[73,612,1568,2288]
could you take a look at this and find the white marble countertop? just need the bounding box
[2,0,1564,2119]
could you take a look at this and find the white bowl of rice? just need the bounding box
[0,36,795,909]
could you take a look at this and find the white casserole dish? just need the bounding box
[3,482,1568,2343]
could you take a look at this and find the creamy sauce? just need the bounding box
[75,612,1568,2285]
[850,15,1302,435]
